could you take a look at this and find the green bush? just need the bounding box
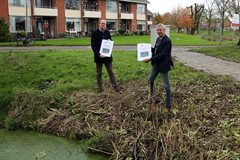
[119,29,126,35]
[58,32,68,38]
[124,31,134,36]
[17,30,27,37]
[0,17,11,42]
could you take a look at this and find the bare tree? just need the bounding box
[204,0,216,35]
[229,0,240,45]
[229,0,240,14]
[214,0,231,35]
[187,3,205,35]
[171,6,183,33]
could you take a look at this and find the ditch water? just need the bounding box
[0,129,108,160]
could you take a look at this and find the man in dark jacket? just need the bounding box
[144,23,174,111]
[91,19,120,92]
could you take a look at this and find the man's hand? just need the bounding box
[143,58,151,63]
[99,54,105,58]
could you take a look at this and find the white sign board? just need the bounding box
[150,25,170,48]
[231,14,240,29]
[137,43,152,61]
[100,39,114,57]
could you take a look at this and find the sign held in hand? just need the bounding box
[100,39,114,57]
[137,43,152,61]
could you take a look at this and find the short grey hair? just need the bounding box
[156,23,166,30]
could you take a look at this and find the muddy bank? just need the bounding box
[4,79,240,159]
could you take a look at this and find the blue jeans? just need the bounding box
[149,66,171,109]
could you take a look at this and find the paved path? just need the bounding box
[172,48,240,81]
[0,46,239,81]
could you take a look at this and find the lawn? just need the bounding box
[0,50,239,159]
[190,45,240,63]
[0,49,217,107]
[0,32,238,46]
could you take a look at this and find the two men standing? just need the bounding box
[91,20,173,112]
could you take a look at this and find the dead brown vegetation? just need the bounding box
[6,80,240,159]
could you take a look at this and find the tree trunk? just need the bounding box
[208,19,211,36]
[190,28,195,35]
[238,38,240,46]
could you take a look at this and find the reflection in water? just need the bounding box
[0,129,108,160]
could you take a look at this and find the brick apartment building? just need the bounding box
[0,0,152,38]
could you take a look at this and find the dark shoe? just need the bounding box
[154,97,161,104]
[97,88,104,93]
[114,86,123,93]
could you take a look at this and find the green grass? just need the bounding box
[0,32,238,46]
[0,50,148,95]
[0,49,214,112]
[0,49,216,100]
[190,46,240,63]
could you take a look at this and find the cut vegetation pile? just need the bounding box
[5,79,240,160]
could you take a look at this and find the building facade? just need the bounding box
[0,0,150,38]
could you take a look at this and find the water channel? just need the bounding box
[0,129,108,160]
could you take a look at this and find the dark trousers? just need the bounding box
[96,62,118,90]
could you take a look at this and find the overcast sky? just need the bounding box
[148,0,205,14]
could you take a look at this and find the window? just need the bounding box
[148,15,153,21]
[120,3,131,13]
[106,0,117,12]
[83,0,98,11]
[137,4,145,14]
[137,21,146,31]
[65,0,80,10]
[66,18,81,31]
[107,20,117,31]
[10,16,32,32]
[120,20,131,31]
[9,0,30,7]
[35,0,53,8]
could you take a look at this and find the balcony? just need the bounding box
[65,10,81,18]
[34,7,58,16]
[148,21,153,25]
[83,10,101,18]
[34,0,57,16]
[9,6,31,16]
[120,13,133,19]
[106,12,118,19]
[137,14,146,21]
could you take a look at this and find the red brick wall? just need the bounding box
[99,0,106,20]
[80,0,84,33]
[131,3,137,32]
[145,4,148,32]
[0,0,9,24]
[117,1,120,30]
[30,0,35,34]
[55,0,65,33]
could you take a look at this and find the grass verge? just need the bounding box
[190,45,240,63]
[0,32,238,46]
